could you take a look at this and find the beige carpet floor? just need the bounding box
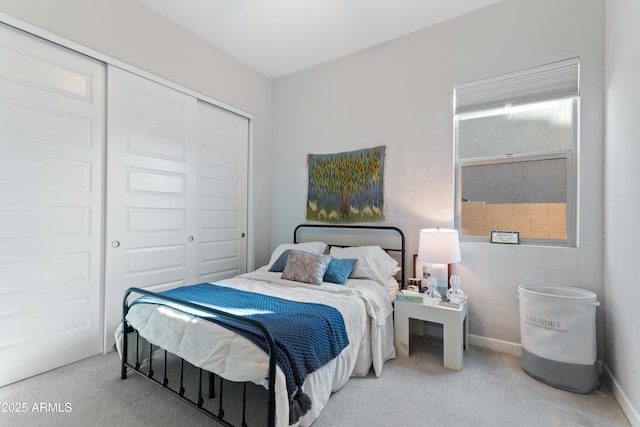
[0,335,630,427]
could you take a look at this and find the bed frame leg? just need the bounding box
[120,322,127,380]
[162,350,169,387]
[134,332,140,370]
[197,369,204,408]
[241,383,248,427]
[147,342,154,378]
[178,358,185,397]
[208,372,215,399]
[217,376,225,420]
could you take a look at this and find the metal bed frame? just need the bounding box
[121,287,277,427]
[294,224,406,287]
[120,224,405,427]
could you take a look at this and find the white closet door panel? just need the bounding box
[0,98,93,148]
[197,101,248,281]
[128,128,186,161]
[198,239,243,281]
[1,42,94,102]
[0,24,104,386]
[0,153,91,191]
[104,66,199,348]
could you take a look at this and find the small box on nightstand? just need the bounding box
[395,292,423,303]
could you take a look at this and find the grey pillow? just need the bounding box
[281,251,332,285]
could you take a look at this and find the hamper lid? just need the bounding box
[518,284,597,300]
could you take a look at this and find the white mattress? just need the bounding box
[116,267,395,427]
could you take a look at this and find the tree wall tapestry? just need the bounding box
[306,145,385,223]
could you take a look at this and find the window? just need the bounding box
[454,58,579,246]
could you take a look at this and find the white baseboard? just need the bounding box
[420,329,523,357]
[469,334,522,357]
[603,364,640,426]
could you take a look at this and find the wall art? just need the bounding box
[306,145,385,223]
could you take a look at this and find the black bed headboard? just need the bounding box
[293,224,406,288]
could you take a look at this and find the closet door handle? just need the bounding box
[111,240,120,248]
[187,236,194,242]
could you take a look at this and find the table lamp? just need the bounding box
[417,227,461,289]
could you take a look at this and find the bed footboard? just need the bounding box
[121,287,277,427]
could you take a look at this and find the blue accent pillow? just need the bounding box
[323,258,358,285]
[268,249,310,272]
[268,249,291,272]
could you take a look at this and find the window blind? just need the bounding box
[454,57,579,114]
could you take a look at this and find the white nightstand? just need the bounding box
[394,299,469,370]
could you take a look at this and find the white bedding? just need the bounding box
[116,267,396,427]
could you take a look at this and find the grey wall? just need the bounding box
[0,0,274,268]
[272,0,605,359]
[605,0,640,423]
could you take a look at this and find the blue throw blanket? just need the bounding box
[132,283,349,424]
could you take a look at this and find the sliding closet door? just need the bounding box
[197,101,248,281]
[104,66,199,347]
[0,24,105,386]
[104,67,250,347]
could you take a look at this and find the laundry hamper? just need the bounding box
[518,284,599,393]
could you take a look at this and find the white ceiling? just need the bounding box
[138,0,503,79]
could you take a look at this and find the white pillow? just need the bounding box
[330,245,400,286]
[386,277,400,301]
[267,241,327,268]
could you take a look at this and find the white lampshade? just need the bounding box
[417,228,461,264]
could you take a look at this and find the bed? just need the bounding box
[117,224,405,427]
